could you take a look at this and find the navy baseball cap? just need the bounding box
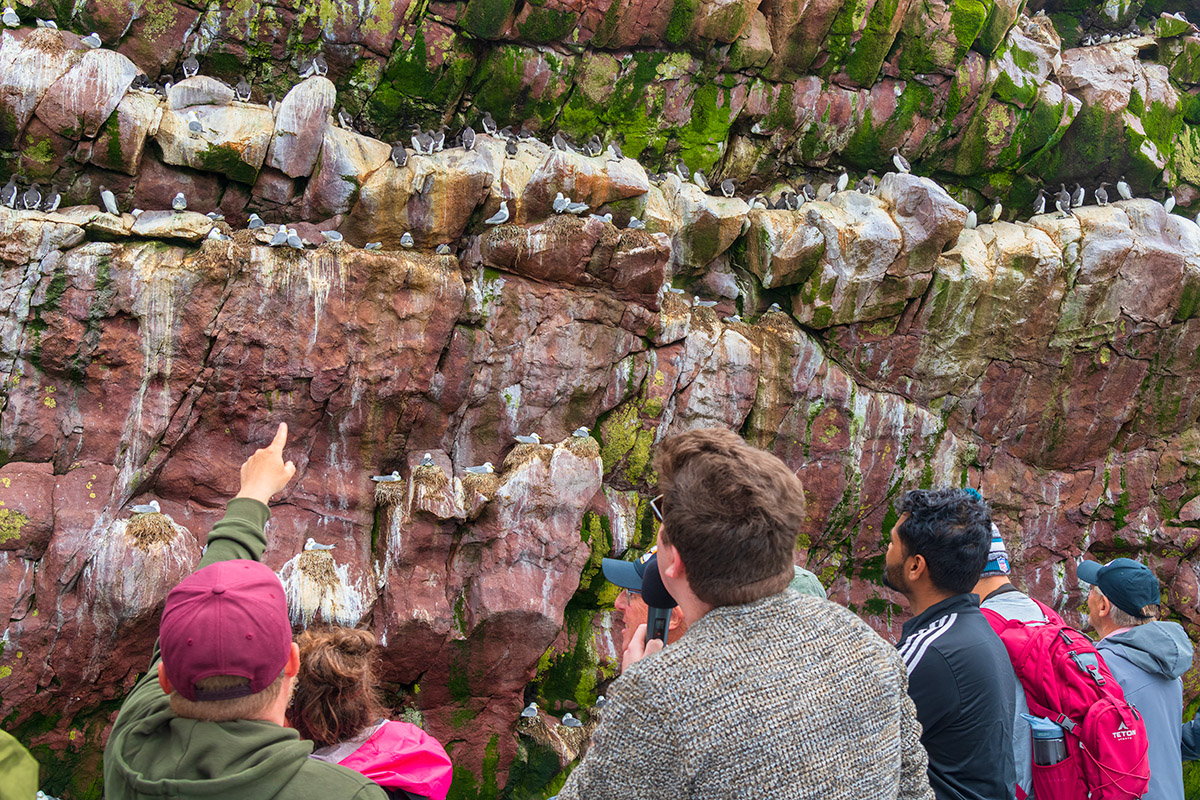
[602,549,677,608]
[1077,557,1161,619]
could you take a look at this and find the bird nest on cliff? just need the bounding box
[27,27,68,56]
[374,479,408,507]
[412,464,450,493]
[564,435,600,460]
[124,513,178,549]
[502,442,554,472]
[521,713,596,766]
[618,229,656,250]
[483,223,525,248]
[297,550,339,588]
[461,470,501,500]
[659,292,691,319]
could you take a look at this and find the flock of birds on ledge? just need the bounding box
[2,13,1200,245]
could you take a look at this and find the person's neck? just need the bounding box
[676,593,714,627]
[972,575,1012,599]
[906,585,956,618]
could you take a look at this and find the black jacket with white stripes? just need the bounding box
[897,593,1017,800]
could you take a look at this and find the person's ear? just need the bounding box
[284,641,300,678]
[1093,591,1112,619]
[659,543,685,581]
[157,662,173,695]
[908,553,927,583]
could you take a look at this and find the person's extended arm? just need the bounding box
[1183,716,1200,761]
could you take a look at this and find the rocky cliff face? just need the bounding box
[1,1,1200,799]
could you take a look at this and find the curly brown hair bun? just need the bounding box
[291,627,386,748]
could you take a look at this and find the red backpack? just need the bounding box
[981,599,1150,800]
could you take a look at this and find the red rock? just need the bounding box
[0,462,55,557]
[114,3,203,79]
[265,76,337,179]
[89,90,162,176]
[0,27,78,147]
[132,154,222,213]
[34,48,138,140]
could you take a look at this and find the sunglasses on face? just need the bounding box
[650,494,664,522]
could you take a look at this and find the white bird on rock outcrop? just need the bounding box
[42,185,60,212]
[1055,185,1073,219]
[269,227,288,247]
[1164,195,1176,213]
[21,183,40,210]
[390,144,408,168]
[595,695,607,709]
[131,500,161,514]
[365,241,382,251]
[400,231,414,248]
[207,228,229,241]
[182,55,199,78]
[890,147,910,174]
[436,244,452,255]
[573,427,591,438]
[693,170,710,191]
[666,286,685,295]
[372,471,402,482]
[36,18,56,28]
[1071,183,1085,208]
[186,110,204,136]
[723,314,742,324]
[836,169,849,193]
[514,433,541,445]
[565,199,588,215]
[693,297,718,308]
[768,302,782,312]
[720,178,736,198]
[465,462,495,474]
[2,7,18,27]
[286,229,304,249]
[521,702,538,718]
[321,230,343,243]
[606,142,623,161]
[1095,182,1110,206]
[172,192,187,211]
[206,211,224,221]
[461,126,475,150]
[674,162,689,180]
[1032,188,1046,216]
[856,170,877,195]
[1117,176,1132,200]
[561,713,583,728]
[989,199,1002,223]
[235,76,251,102]
[420,453,435,467]
[481,112,497,135]
[82,32,101,48]
[304,538,336,551]
[553,192,569,213]
[627,216,645,229]
[99,186,119,215]
[484,201,509,225]
[248,213,265,229]
[965,209,977,229]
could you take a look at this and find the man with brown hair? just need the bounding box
[555,427,933,799]
[103,424,388,800]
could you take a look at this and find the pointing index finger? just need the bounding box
[269,422,288,452]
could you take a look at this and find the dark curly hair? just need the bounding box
[291,627,386,748]
[896,489,993,595]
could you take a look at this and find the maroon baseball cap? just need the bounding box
[160,560,293,702]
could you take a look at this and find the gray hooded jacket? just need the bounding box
[1097,621,1193,800]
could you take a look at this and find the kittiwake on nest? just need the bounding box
[124,512,181,549]
[503,433,551,471]
[278,547,369,628]
[564,431,600,459]
[412,459,449,493]
[461,464,501,501]
[374,475,407,507]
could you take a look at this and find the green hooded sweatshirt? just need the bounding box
[103,498,388,800]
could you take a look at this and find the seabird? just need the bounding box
[336,108,354,130]
[187,110,203,136]
[206,211,225,221]
[235,76,251,102]
[723,315,742,324]
[182,55,199,78]
[561,713,583,728]
[693,297,718,308]
[505,138,518,157]
[1032,188,1046,216]
[365,242,383,251]
[606,142,623,161]
[1117,176,1132,201]
[248,213,265,229]
[171,192,187,211]
[1071,183,1084,208]
[514,433,541,445]
[720,179,736,198]
[666,287,685,295]
[856,170,876,195]
[400,231,415,248]
[372,471,402,482]
[553,192,569,213]
[749,196,767,209]
[481,112,497,135]
[628,217,646,229]
[1164,194,1176,213]
[286,229,304,249]
[592,212,613,224]
[2,7,18,27]
[462,126,475,150]
[304,538,336,551]
[1,177,17,208]
[767,302,782,312]
[693,170,711,191]
[432,127,446,152]
[436,244,452,255]
[41,185,60,212]
[572,427,590,438]
[130,500,161,514]
[269,227,288,247]
[594,695,607,709]
[266,93,277,112]
[802,184,816,202]
[836,169,849,193]
[21,183,40,210]
[1095,182,1109,206]
[320,230,343,242]
[465,462,495,474]
[674,162,690,180]
[312,54,328,76]
[565,200,588,215]
[1055,184,1073,218]
[131,208,144,218]
[207,228,229,241]
[390,144,408,168]
[484,201,509,225]
[520,702,538,718]
[552,132,570,152]
[965,209,977,229]
[988,199,1002,223]
[35,18,55,28]
[419,453,435,467]
[1099,33,1111,43]
[99,186,119,216]
[890,147,911,174]
[82,32,101,48]
[410,126,425,154]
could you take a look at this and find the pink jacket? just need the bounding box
[312,720,453,800]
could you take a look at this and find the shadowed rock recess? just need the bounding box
[2,1,1200,798]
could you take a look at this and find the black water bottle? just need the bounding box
[1022,713,1068,766]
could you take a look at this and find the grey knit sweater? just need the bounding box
[557,590,934,799]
